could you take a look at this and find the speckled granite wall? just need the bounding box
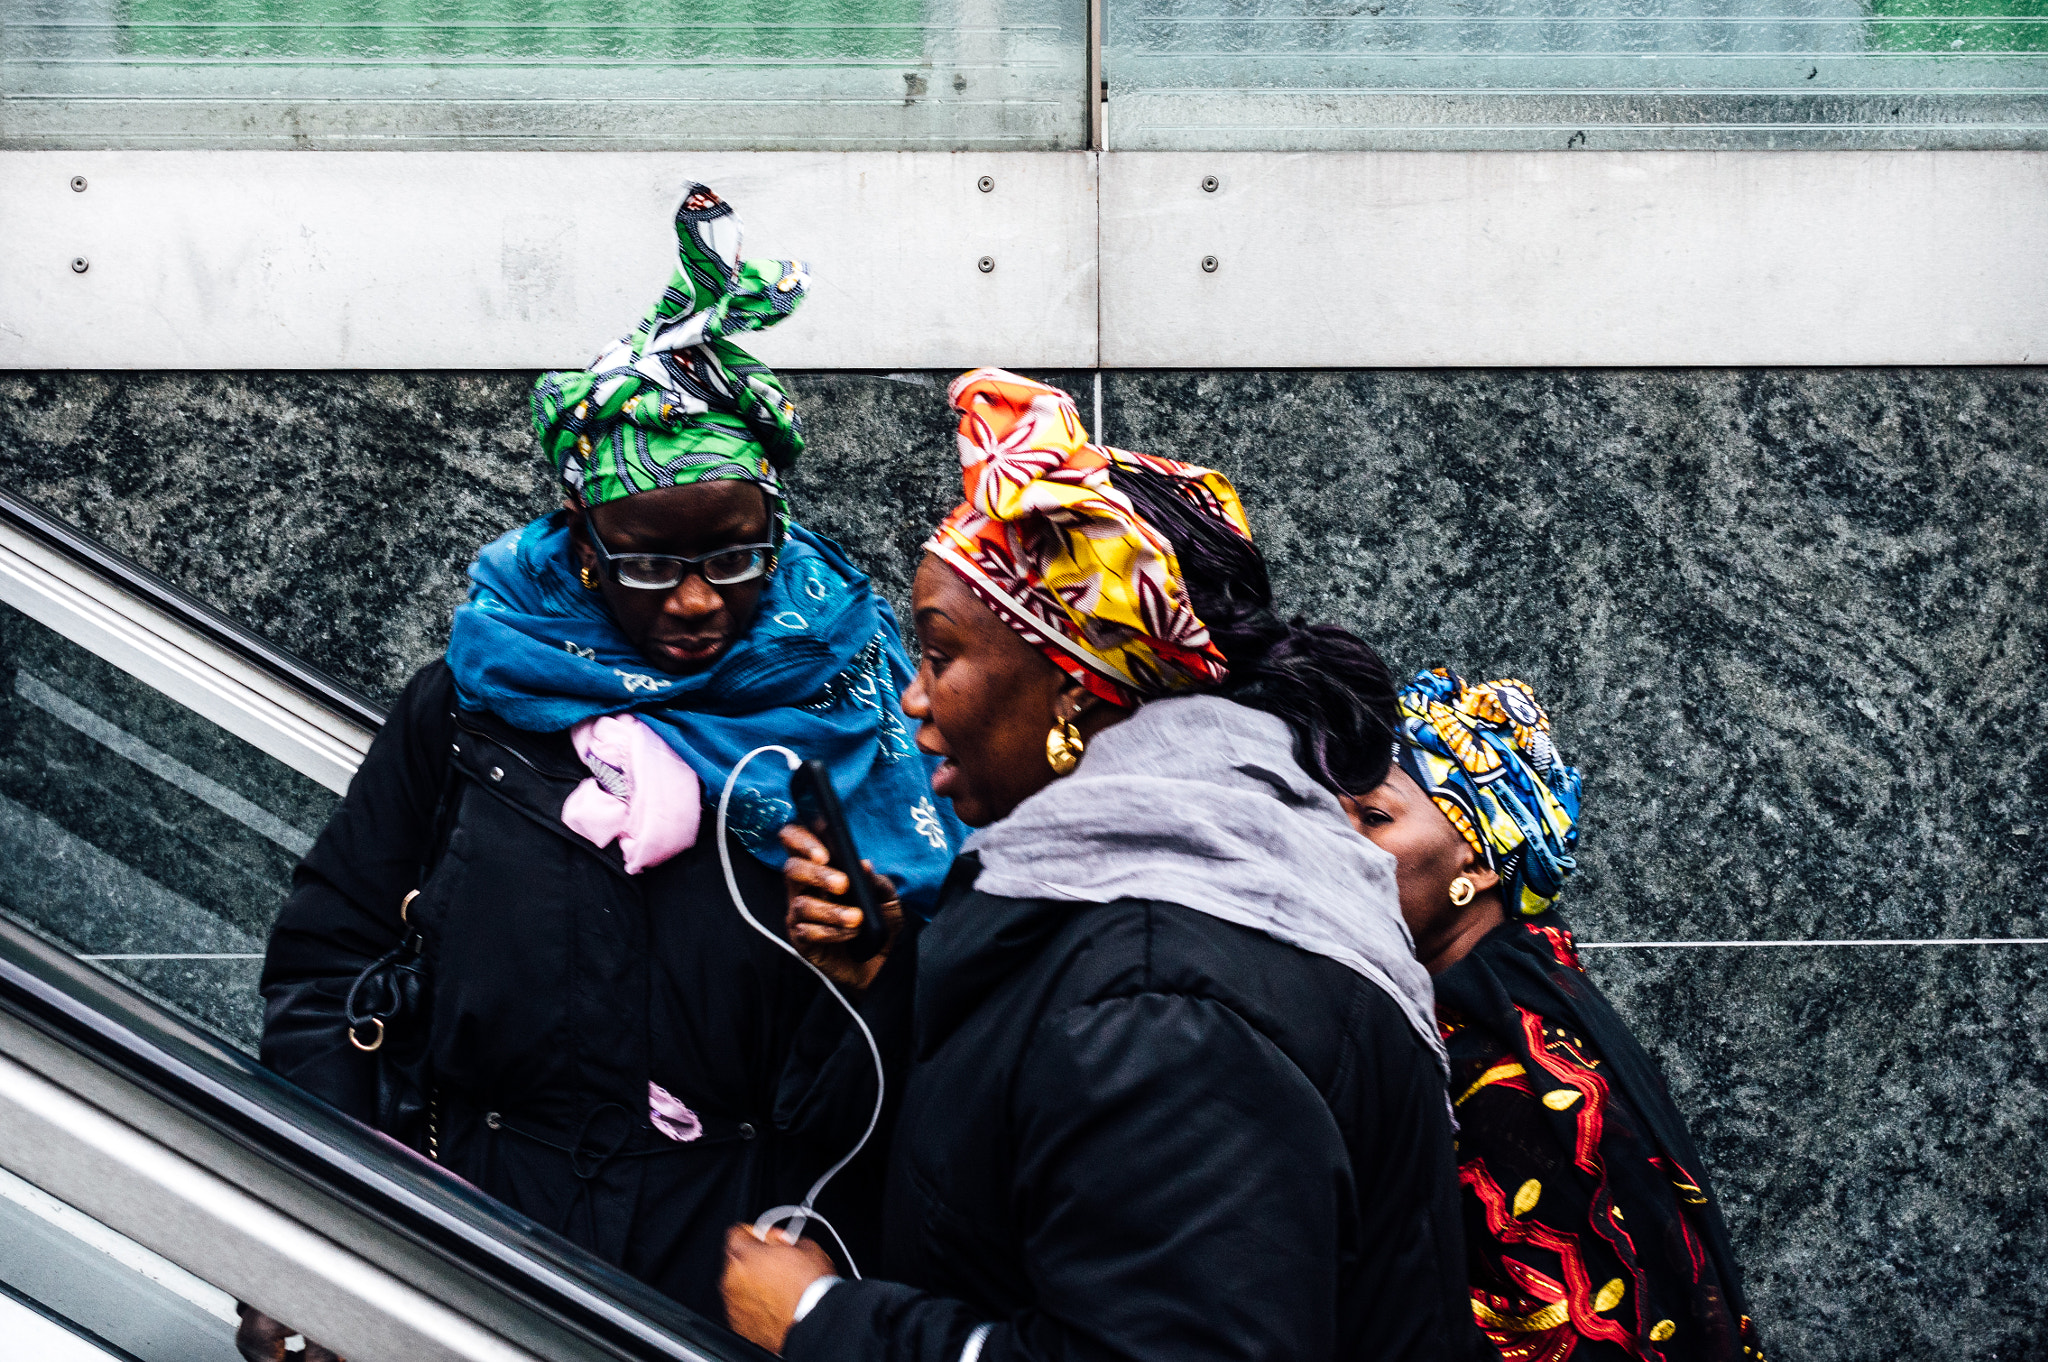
[0,370,1079,704]
[2,367,2045,1361]
[1108,370,2048,1362]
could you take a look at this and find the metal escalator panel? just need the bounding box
[0,490,366,1049]
[0,913,764,1362]
[0,595,336,1047]
[0,1285,142,1362]
[0,492,764,1362]
[0,1161,240,1361]
[0,490,378,794]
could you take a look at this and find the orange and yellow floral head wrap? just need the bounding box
[926,368,1254,707]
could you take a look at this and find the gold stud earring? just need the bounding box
[579,564,600,590]
[1046,716,1085,776]
[1448,875,1477,907]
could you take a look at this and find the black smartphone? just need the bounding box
[789,759,887,963]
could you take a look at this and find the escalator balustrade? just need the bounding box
[0,492,763,1362]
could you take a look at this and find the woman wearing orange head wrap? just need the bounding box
[723,371,1483,1362]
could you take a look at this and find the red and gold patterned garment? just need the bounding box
[1437,920,1764,1362]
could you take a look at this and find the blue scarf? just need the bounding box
[446,513,964,910]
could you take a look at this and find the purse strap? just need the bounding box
[342,890,424,1053]
[340,719,467,1053]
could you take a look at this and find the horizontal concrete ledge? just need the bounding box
[1580,938,2048,948]
[4,149,2047,368]
[1100,150,2048,367]
[0,150,1101,371]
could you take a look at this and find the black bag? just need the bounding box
[341,888,433,1149]
[338,750,463,1153]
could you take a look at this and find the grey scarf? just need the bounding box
[966,695,1446,1074]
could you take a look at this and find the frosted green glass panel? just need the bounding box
[1106,0,2048,149]
[1,0,1086,148]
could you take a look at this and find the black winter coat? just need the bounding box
[261,661,867,1320]
[787,856,1483,1362]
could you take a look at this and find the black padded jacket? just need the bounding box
[786,855,1485,1362]
[259,660,875,1321]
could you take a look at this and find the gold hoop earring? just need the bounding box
[578,564,600,590]
[1448,876,1477,907]
[1046,716,1085,776]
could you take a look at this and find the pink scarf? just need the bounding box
[560,714,702,874]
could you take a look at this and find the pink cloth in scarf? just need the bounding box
[560,714,701,874]
[648,1081,704,1142]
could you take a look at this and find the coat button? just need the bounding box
[450,742,461,754]
[738,1122,756,1140]
[489,766,504,782]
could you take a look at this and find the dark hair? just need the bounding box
[1109,461,1398,796]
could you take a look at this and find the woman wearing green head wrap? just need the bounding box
[248,185,961,1358]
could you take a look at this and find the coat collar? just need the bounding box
[453,705,586,781]
[913,853,1080,1059]
[449,709,636,878]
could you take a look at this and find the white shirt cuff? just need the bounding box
[792,1275,841,1325]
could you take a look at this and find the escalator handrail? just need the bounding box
[0,916,767,1362]
[0,489,386,732]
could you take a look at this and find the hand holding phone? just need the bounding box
[786,760,890,965]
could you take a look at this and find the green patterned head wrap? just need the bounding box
[531,183,809,530]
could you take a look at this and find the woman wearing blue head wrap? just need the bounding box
[1344,669,1763,1362]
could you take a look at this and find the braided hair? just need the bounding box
[1109,460,1398,796]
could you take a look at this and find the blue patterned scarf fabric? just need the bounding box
[446,512,963,910]
[1392,668,1583,919]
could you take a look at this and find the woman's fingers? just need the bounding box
[777,825,901,994]
[780,824,855,905]
[784,855,851,900]
[788,887,863,929]
[860,861,905,930]
[779,829,896,921]
[778,822,829,863]
[789,899,862,941]
[235,1307,293,1362]
[722,1223,836,1355]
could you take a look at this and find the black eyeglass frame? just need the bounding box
[584,517,779,591]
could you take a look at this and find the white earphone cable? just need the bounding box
[717,745,887,1279]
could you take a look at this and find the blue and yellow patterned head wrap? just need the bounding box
[530,183,809,524]
[1393,669,1583,917]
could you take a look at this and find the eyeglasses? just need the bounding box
[585,519,776,590]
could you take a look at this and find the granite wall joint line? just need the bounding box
[1581,939,2048,948]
